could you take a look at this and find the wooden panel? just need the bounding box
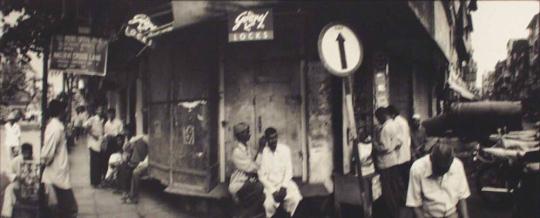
[254,58,303,177]
[389,57,413,118]
[148,103,171,184]
[172,100,210,171]
[223,44,256,177]
[148,45,171,103]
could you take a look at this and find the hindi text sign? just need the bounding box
[50,35,108,76]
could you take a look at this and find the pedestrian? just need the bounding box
[4,111,21,159]
[102,108,123,186]
[410,114,428,159]
[2,143,38,218]
[228,123,265,217]
[386,105,412,183]
[41,99,78,218]
[84,105,105,187]
[71,105,88,141]
[373,107,406,218]
[118,134,148,204]
[406,141,470,218]
[258,127,302,218]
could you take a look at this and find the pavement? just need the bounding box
[0,125,515,218]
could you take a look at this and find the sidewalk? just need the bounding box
[70,137,196,218]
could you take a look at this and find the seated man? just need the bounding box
[102,135,126,189]
[406,142,470,218]
[2,143,39,218]
[258,128,302,218]
[118,135,148,204]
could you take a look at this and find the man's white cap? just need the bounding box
[412,114,421,120]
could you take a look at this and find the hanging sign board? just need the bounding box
[228,8,274,42]
[49,35,108,77]
[318,23,363,77]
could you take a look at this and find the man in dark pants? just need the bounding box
[118,135,148,203]
[41,99,78,218]
[84,106,105,187]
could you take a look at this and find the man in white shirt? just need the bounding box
[2,143,36,218]
[373,107,406,218]
[258,127,302,218]
[84,106,105,187]
[4,111,21,159]
[103,108,123,181]
[387,105,413,192]
[41,99,78,218]
[406,142,470,218]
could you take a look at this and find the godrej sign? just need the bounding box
[228,8,274,42]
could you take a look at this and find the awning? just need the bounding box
[448,78,477,100]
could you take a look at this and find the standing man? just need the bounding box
[103,108,123,182]
[4,111,21,159]
[84,106,104,187]
[386,105,412,182]
[373,107,405,218]
[258,127,302,218]
[41,99,78,218]
[406,142,470,218]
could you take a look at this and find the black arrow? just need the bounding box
[336,33,347,69]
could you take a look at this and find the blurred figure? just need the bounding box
[386,105,412,183]
[102,108,124,187]
[4,111,21,159]
[71,105,88,141]
[41,99,78,218]
[2,143,35,217]
[406,142,470,218]
[410,114,428,159]
[373,107,405,218]
[84,106,105,187]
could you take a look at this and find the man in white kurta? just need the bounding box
[4,112,21,159]
[41,100,78,217]
[258,128,302,218]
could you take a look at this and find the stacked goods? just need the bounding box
[483,129,540,159]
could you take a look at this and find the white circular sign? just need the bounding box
[318,23,363,77]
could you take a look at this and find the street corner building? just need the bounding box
[57,0,478,216]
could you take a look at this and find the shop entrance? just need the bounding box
[224,43,304,177]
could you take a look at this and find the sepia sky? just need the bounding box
[471,1,539,87]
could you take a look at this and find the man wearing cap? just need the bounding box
[4,111,21,159]
[228,123,264,216]
[406,142,470,218]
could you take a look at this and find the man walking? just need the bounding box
[4,111,21,159]
[258,127,302,218]
[84,106,105,187]
[386,105,412,182]
[41,99,78,218]
[373,107,405,218]
[406,141,470,218]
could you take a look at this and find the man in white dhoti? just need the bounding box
[258,127,302,218]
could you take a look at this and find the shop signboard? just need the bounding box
[49,35,108,76]
[228,8,274,42]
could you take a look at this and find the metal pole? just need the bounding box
[40,41,49,147]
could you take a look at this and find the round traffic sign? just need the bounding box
[318,23,363,77]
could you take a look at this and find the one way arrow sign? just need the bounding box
[318,23,363,77]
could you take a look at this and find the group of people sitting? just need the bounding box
[79,104,149,204]
[228,123,303,218]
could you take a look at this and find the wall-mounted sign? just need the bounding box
[125,14,158,46]
[228,8,274,42]
[318,23,363,77]
[50,35,108,77]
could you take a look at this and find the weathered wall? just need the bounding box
[306,61,334,191]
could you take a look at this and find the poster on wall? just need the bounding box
[49,35,108,76]
[228,8,274,42]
